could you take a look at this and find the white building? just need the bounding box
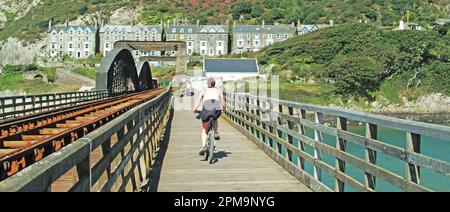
[203,58,260,82]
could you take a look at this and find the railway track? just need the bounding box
[0,88,167,181]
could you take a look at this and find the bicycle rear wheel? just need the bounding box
[207,131,215,164]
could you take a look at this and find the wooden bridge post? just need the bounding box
[406,132,421,184]
[313,112,324,182]
[297,109,307,170]
[335,117,347,192]
[365,123,378,190]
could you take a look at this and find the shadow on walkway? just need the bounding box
[140,109,174,192]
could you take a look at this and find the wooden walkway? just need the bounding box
[154,110,311,192]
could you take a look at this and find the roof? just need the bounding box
[100,24,163,33]
[435,19,450,25]
[48,25,97,33]
[233,25,296,34]
[204,59,259,73]
[297,24,332,32]
[165,25,228,34]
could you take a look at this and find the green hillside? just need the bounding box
[1,0,448,43]
[254,23,450,104]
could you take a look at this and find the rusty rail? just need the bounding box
[0,88,167,182]
[0,89,172,192]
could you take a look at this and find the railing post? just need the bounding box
[335,117,347,192]
[365,123,377,190]
[286,107,294,162]
[313,112,324,182]
[297,109,307,170]
[406,132,421,185]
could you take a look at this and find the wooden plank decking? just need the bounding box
[154,110,311,192]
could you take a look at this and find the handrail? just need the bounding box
[0,90,111,121]
[0,90,172,192]
[223,92,450,192]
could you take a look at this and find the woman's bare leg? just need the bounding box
[201,122,209,148]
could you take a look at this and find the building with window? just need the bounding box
[47,21,98,59]
[99,24,163,58]
[232,21,296,54]
[165,23,229,57]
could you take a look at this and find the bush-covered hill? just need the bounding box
[254,23,450,102]
[0,0,448,43]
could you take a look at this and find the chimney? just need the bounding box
[399,20,405,30]
[160,20,163,28]
[226,19,230,26]
[262,20,265,28]
[233,21,236,28]
[65,19,69,27]
[101,19,105,27]
[330,19,334,26]
[48,19,52,31]
[196,19,200,26]
[167,20,170,27]
[291,22,295,27]
[297,20,301,27]
[173,19,176,26]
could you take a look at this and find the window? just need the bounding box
[239,35,243,39]
[188,49,192,54]
[217,41,223,47]
[238,41,243,47]
[218,50,222,55]
[85,37,89,41]
[136,36,140,41]
[172,28,176,33]
[268,34,273,39]
[188,28,193,33]
[106,36,110,41]
[77,43,81,49]
[201,41,206,47]
[254,41,260,46]
[105,43,110,49]
[85,51,89,56]
[247,35,251,39]
[187,41,193,47]
[209,49,214,54]
[284,34,288,39]
[52,32,56,36]
[276,34,281,39]
[246,40,251,47]
[201,50,206,55]
[180,29,184,33]
[69,51,73,56]
[255,34,260,39]
[85,43,89,49]
[171,34,176,40]
[69,37,73,41]
[69,43,73,49]
[188,35,192,40]
[51,44,56,49]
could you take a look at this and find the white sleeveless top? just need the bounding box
[202,88,220,103]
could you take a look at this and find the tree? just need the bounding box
[231,2,253,20]
[330,55,383,98]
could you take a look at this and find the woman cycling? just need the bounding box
[193,77,226,156]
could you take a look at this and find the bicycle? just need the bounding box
[195,111,219,164]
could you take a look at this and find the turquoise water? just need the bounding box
[259,125,450,192]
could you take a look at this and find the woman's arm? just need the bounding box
[219,91,226,112]
[193,90,204,112]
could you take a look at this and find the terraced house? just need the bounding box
[99,24,163,58]
[47,21,98,59]
[232,21,296,53]
[165,23,229,56]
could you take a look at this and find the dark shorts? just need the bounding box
[199,100,222,123]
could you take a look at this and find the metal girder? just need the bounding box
[141,56,177,62]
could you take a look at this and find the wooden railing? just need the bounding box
[0,91,172,192]
[223,92,450,192]
[0,91,111,120]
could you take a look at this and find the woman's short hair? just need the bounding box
[207,77,216,88]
